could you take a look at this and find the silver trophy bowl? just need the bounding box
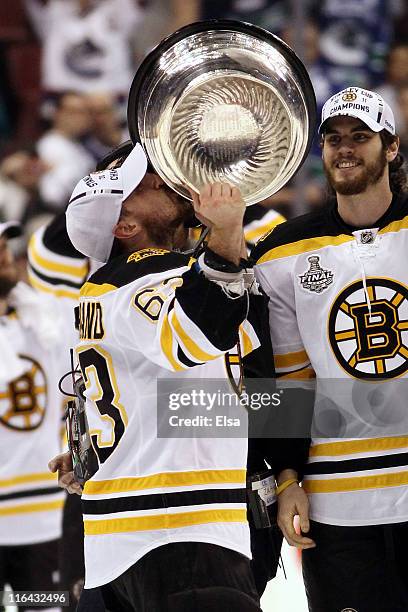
[128,20,316,205]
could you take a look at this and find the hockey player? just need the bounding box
[253,87,408,611]
[0,222,66,611]
[27,194,93,611]
[50,144,264,611]
[31,141,285,605]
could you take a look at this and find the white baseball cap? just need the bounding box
[66,143,147,263]
[319,87,395,135]
[0,221,22,239]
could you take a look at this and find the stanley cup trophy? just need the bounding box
[127,20,317,205]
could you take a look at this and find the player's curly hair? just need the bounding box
[380,131,407,193]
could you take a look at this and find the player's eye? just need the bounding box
[354,133,369,141]
[326,135,340,146]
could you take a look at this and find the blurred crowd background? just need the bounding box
[0,0,408,260]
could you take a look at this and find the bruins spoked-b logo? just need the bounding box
[342,92,357,102]
[0,355,47,430]
[299,255,334,294]
[328,279,408,379]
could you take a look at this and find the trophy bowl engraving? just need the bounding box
[128,20,317,205]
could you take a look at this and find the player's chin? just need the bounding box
[330,168,362,188]
[173,225,189,250]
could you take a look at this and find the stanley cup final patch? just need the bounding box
[299,255,334,293]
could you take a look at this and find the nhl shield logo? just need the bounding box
[299,255,334,293]
[358,230,376,244]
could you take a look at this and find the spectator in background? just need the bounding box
[160,0,292,37]
[83,92,124,163]
[0,45,18,152]
[37,92,94,210]
[396,82,408,160]
[0,149,53,255]
[200,0,290,36]
[378,44,408,135]
[312,0,394,94]
[281,18,331,203]
[24,0,145,120]
[0,153,38,226]
[0,96,11,152]
[134,0,292,62]
[133,0,199,63]
[392,1,408,44]
[281,19,329,113]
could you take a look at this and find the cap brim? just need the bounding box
[66,192,121,263]
[121,143,148,201]
[319,113,382,134]
[0,221,23,239]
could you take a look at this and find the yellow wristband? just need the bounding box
[276,478,298,496]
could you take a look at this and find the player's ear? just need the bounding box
[113,219,142,240]
[319,135,325,159]
[386,136,399,162]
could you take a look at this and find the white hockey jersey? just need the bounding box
[27,214,92,362]
[28,221,89,302]
[5,216,91,547]
[0,302,65,545]
[253,192,408,526]
[77,249,260,588]
[244,207,285,248]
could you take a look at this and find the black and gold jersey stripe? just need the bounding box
[0,487,62,503]
[82,487,246,515]
[305,452,408,476]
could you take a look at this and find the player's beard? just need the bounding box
[0,273,18,298]
[144,192,193,248]
[324,148,387,196]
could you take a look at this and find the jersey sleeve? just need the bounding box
[244,209,286,248]
[114,263,250,372]
[241,289,312,479]
[27,212,89,301]
[255,232,314,480]
[254,256,315,380]
[252,234,314,479]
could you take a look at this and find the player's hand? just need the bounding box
[277,483,316,549]
[189,183,246,232]
[48,452,82,495]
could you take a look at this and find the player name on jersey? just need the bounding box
[79,301,104,341]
